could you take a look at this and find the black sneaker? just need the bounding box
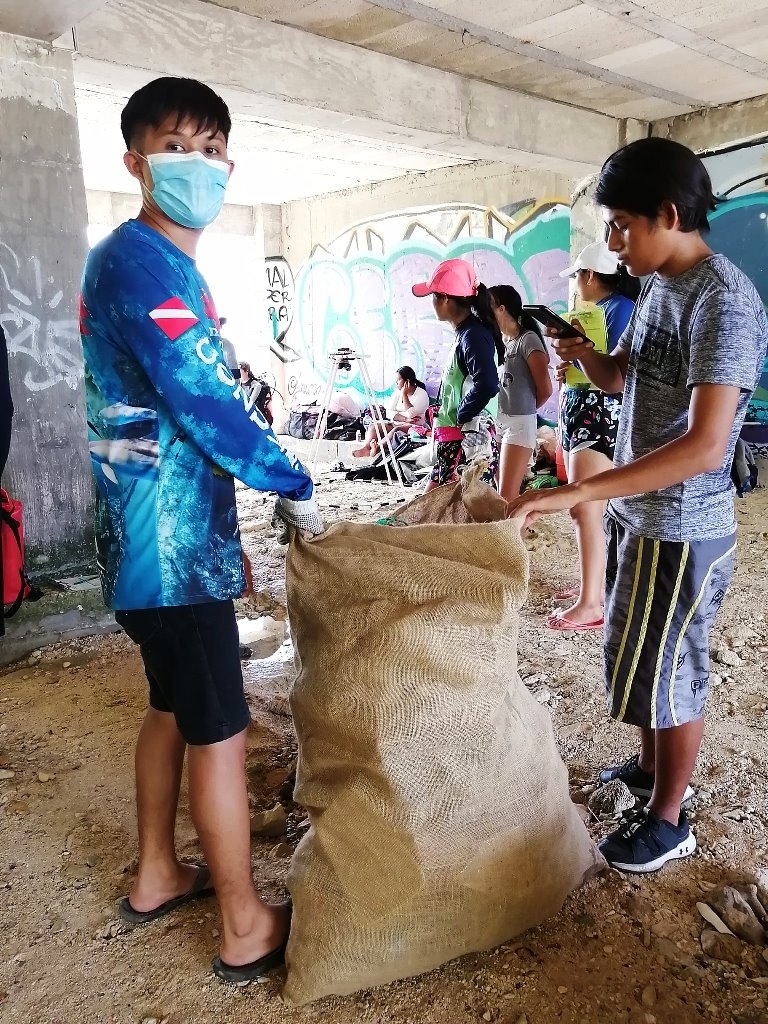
[598,807,696,874]
[598,753,694,802]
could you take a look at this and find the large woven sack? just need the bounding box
[284,475,604,1005]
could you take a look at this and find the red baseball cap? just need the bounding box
[412,258,478,298]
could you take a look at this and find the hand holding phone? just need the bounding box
[550,319,595,363]
[522,305,591,342]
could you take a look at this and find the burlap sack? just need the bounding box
[283,474,604,1005]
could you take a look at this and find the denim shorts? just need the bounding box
[115,600,249,745]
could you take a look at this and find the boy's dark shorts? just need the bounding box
[603,514,736,730]
[115,600,249,746]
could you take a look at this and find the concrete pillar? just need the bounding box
[0,32,92,564]
[570,174,602,258]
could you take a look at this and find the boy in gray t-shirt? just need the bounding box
[508,138,768,875]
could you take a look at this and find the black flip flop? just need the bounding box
[118,863,214,926]
[212,901,292,983]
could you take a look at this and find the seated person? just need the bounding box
[353,366,430,458]
[239,362,273,424]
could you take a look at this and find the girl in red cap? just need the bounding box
[412,258,503,490]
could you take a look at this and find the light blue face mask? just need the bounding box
[141,151,229,229]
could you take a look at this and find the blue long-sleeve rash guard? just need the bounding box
[81,219,313,610]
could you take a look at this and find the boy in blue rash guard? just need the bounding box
[80,77,318,982]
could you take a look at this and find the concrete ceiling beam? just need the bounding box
[0,0,105,42]
[653,93,768,154]
[66,0,628,176]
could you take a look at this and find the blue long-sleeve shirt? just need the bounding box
[80,219,313,610]
[455,317,500,424]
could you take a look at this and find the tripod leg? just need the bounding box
[358,357,407,501]
[309,361,337,479]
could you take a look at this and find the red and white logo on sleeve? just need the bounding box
[149,297,200,341]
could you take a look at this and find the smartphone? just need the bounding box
[522,305,591,343]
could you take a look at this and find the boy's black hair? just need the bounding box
[121,77,231,150]
[594,137,717,233]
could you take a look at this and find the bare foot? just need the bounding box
[128,860,200,913]
[352,445,371,458]
[219,900,291,967]
[554,599,604,625]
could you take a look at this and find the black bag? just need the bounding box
[345,434,418,485]
[324,417,364,441]
[731,438,758,497]
[287,405,320,440]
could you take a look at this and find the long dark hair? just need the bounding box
[447,284,505,365]
[594,137,717,233]
[591,266,641,302]
[397,365,427,392]
[487,284,545,342]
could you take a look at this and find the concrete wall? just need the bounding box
[274,161,578,425]
[0,33,92,564]
[283,161,578,270]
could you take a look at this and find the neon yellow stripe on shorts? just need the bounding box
[617,539,660,723]
[609,535,645,713]
[650,543,689,730]
[667,540,737,727]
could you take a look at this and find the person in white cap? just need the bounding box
[549,241,639,631]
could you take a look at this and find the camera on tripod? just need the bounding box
[333,347,355,372]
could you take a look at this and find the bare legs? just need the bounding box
[129,708,196,911]
[188,730,288,966]
[129,710,287,966]
[353,422,396,458]
[636,721,704,824]
[558,447,612,625]
[497,443,532,503]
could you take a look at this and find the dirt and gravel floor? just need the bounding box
[1,468,768,1024]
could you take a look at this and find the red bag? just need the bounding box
[1,488,41,617]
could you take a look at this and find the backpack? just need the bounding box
[287,405,321,440]
[1,488,43,618]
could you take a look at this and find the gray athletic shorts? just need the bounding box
[603,514,736,730]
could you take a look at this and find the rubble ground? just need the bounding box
[1,470,767,1024]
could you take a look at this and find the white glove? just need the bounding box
[272,495,324,541]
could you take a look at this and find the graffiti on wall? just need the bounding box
[0,241,81,393]
[704,143,768,424]
[287,200,570,418]
[265,256,299,364]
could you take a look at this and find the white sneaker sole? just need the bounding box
[608,832,697,874]
[628,784,695,804]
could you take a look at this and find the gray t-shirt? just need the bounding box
[498,330,548,417]
[610,255,768,542]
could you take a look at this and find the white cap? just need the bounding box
[559,241,619,278]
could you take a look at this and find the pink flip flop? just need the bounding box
[553,586,580,601]
[546,613,604,632]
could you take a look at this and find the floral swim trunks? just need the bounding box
[560,387,622,459]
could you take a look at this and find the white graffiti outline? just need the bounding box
[0,241,80,393]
